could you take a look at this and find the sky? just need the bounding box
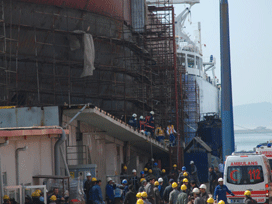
[174,0,272,106]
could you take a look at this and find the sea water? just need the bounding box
[235,133,272,151]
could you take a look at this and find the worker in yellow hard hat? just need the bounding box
[3,195,10,204]
[178,166,190,184]
[49,195,57,204]
[141,192,148,203]
[169,182,179,204]
[144,168,148,174]
[176,184,188,204]
[244,190,257,204]
[138,178,147,192]
[170,164,179,181]
[161,169,168,191]
[136,192,142,200]
[154,181,160,204]
[207,197,215,204]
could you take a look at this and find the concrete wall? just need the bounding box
[0,136,56,186]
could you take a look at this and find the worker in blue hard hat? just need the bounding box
[152,162,162,179]
[178,166,190,184]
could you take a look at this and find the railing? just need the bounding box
[66,145,89,166]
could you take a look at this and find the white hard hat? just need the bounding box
[192,188,200,194]
[150,111,154,115]
[218,178,223,182]
[86,172,92,177]
[107,177,113,182]
[199,184,206,189]
[190,161,194,164]
[140,116,144,120]
[132,169,137,173]
[132,113,137,117]
[158,178,163,182]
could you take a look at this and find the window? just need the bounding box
[227,166,264,185]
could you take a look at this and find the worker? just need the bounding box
[84,172,92,203]
[50,187,64,202]
[136,192,142,201]
[89,177,98,204]
[144,168,149,176]
[122,179,129,201]
[106,177,116,204]
[182,178,190,196]
[139,179,147,192]
[169,182,180,204]
[152,163,162,179]
[208,167,217,194]
[3,195,10,204]
[141,192,151,204]
[178,166,189,183]
[207,198,215,204]
[123,184,137,204]
[49,195,57,204]
[162,179,174,203]
[161,169,168,190]
[244,190,257,204]
[167,122,176,146]
[91,178,104,204]
[145,111,155,138]
[137,199,145,204]
[145,177,155,204]
[214,166,222,182]
[153,181,160,204]
[213,178,235,203]
[157,177,164,199]
[147,169,154,181]
[192,188,205,204]
[120,165,128,182]
[32,191,42,204]
[128,113,138,129]
[139,116,146,132]
[176,184,188,204]
[155,124,165,142]
[190,161,199,185]
[140,171,145,181]
[170,164,179,181]
[199,184,209,201]
[130,169,139,191]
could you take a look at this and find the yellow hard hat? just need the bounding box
[123,166,127,170]
[50,195,57,201]
[207,198,215,204]
[218,200,225,204]
[137,199,144,204]
[183,172,188,177]
[144,168,148,171]
[3,195,9,200]
[35,189,42,194]
[141,191,147,198]
[173,164,177,168]
[183,178,189,183]
[92,177,97,182]
[244,190,251,196]
[148,169,152,173]
[154,181,159,186]
[31,192,40,197]
[136,192,142,198]
[181,184,187,191]
[172,182,178,188]
[140,178,146,183]
[162,169,166,173]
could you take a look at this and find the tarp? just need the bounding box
[68,31,95,77]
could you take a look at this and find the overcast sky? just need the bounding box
[174,0,272,106]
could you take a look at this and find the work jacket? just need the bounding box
[213,184,234,203]
[167,125,176,135]
[91,184,104,204]
[106,183,115,201]
[176,191,188,204]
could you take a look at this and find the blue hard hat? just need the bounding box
[122,179,128,184]
[154,162,158,166]
[39,197,44,202]
[140,171,144,175]
[268,143,272,147]
[182,166,186,171]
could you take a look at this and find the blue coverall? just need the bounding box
[91,184,104,204]
[213,184,235,203]
[106,183,115,203]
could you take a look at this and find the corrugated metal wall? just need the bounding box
[131,0,146,32]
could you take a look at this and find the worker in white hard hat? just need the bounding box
[139,115,146,132]
[157,177,164,199]
[145,111,155,138]
[130,169,139,191]
[128,113,138,130]
[213,178,235,203]
[190,161,199,186]
[199,184,208,201]
[192,188,205,204]
[84,172,92,203]
[106,177,116,204]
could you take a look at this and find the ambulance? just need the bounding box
[256,143,272,170]
[224,152,272,204]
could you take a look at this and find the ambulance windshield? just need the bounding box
[227,166,264,185]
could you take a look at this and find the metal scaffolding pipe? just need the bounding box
[15,146,28,185]
[220,0,235,159]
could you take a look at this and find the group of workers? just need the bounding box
[3,187,68,204]
[127,111,177,146]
